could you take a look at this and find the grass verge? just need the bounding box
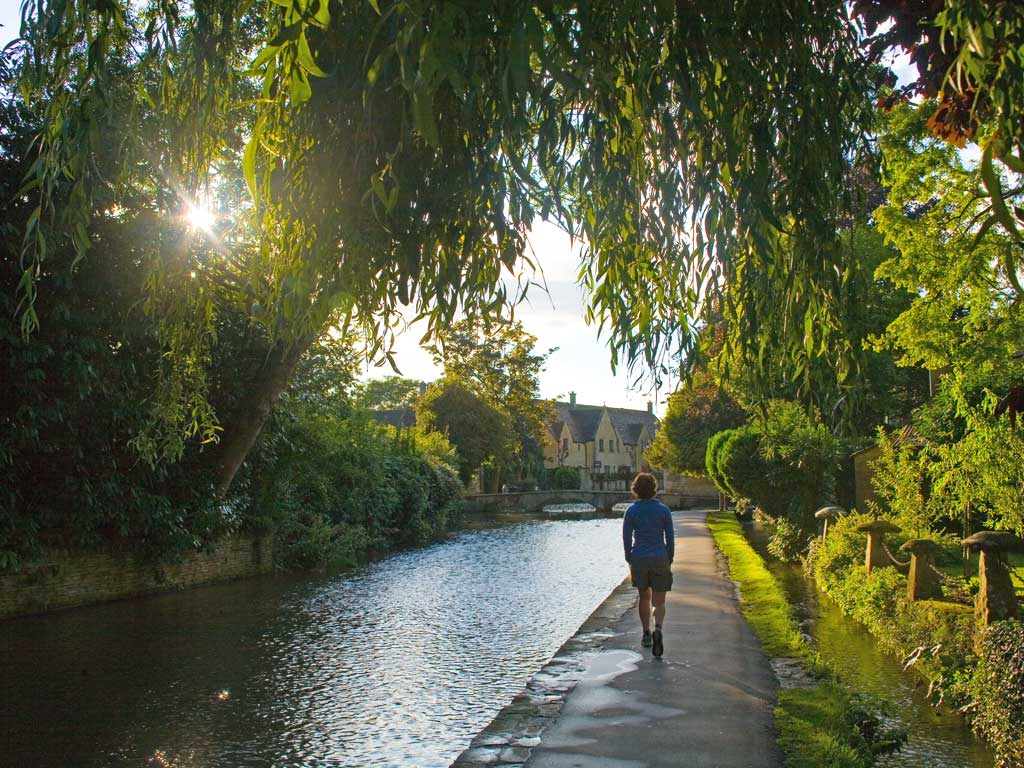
[707,511,878,768]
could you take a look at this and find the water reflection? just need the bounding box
[0,519,625,768]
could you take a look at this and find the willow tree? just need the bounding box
[11,0,879,495]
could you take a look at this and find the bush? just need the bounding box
[965,619,1024,768]
[755,400,839,529]
[707,402,838,539]
[806,513,872,585]
[544,465,582,490]
[275,511,370,571]
[768,518,811,563]
[246,408,462,570]
[705,429,733,494]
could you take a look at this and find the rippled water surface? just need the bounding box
[0,519,625,768]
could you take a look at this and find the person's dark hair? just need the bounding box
[631,472,658,499]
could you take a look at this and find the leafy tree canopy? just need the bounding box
[355,376,422,411]
[867,101,1024,536]
[646,370,745,477]
[7,0,876,493]
[10,0,1022,496]
[874,102,1023,387]
[415,378,508,485]
[428,317,552,480]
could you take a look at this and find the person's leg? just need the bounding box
[652,590,667,628]
[651,590,668,656]
[637,587,652,632]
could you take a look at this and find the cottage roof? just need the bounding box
[550,401,658,445]
[548,419,566,441]
[370,408,417,429]
[608,408,657,444]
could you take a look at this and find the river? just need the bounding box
[0,518,625,768]
[743,521,994,768]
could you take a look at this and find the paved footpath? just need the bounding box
[524,508,783,768]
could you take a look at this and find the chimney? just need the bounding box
[419,381,428,396]
[647,400,653,414]
[569,391,576,405]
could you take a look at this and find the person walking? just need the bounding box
[622,472,674,657]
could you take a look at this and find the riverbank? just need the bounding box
[0,533,275,620]
[804,513,1022,766]
[707,511,897,767]
[454,508,784,768]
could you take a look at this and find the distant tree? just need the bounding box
[429,319,552,483]
[284,336,360,417]
[416,380,508,485]
[355,376,421,411]
[647,371,745,477]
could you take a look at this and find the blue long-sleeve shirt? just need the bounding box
[622,499,674,561]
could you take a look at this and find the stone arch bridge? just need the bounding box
[462,489,717,515]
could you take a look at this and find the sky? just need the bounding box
[367,220,664,413]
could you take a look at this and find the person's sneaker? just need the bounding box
[652,628,664,657]
[641,630,653,648]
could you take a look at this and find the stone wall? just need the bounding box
[661,473,718,497]
[0,534,274,620]
[852,445,882,514]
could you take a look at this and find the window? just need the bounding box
[605,465,612,475]
[599,438,604,452]
[561,438,568,452]
[577,443,581,452]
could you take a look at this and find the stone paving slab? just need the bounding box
[451,508,784,768]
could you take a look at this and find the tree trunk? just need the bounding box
[211,339,311,498]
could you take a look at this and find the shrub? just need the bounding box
[755,400,839,529]
[708,402,838,539]
[705,429,733,494]
[276,512,370,571]
[869,428,929,536]
[246,407,462,569]
[806,513,906,634]
[768,517,811,563]
[806,512,872,586]
[965,619,1024,768]
[716,426,766,502]
[545,465,582,490]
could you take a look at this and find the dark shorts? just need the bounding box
[629,555,673,592]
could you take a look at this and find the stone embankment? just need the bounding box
[0,534,274,619]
